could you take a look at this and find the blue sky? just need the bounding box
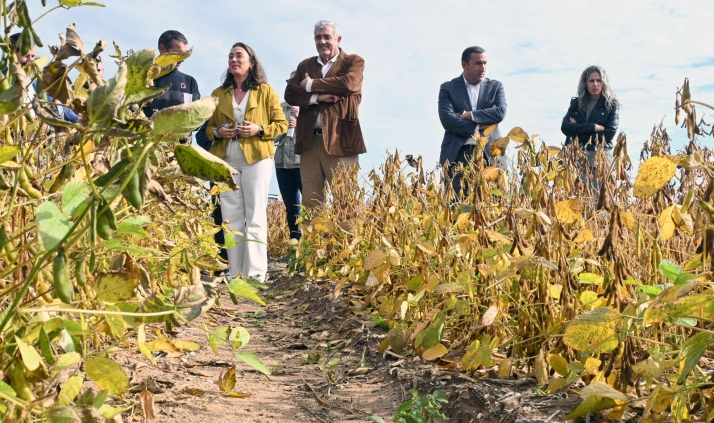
[32,0,714,195]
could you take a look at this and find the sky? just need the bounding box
[32,0,714,195]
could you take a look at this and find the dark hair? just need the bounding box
[221,42,267,91]
[461,46,486,64]
[158,30,188,50]
[9,33,20,50]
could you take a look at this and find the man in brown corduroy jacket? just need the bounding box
[285,20,366,208]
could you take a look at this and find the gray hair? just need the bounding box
[314,20,340,38]
[577,65,619,113]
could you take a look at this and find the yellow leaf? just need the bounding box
[672,206,693,235]
[658,206,676,241]
[620,211,635,231]
[546,146,561,156]
[225,390,251,398]
[584,357,602,374]
[483,124,498,137]
[564,396,618,420]
[549,284,562,299]
[498,357,512,379]
[633,156,676,199]
[432,282,465,295]
[455,212,470,230]
[15,336,43,371]
[482,166,500,182]
[484,229,511,244]
[173,340,201,352]
[555,199,584,224]
[574,228,595,243]
[508,127,528,143]
[581,381,628,401]
[562,308,621,354]
[416,241,437,256]
[547,354,569,376]
[534,349,549,385]
[364,250,386,271]
[421,343,448,361]
[218,366,236,392]
[85,357,129,395]
[145,338,178,352]
[489,137,509,157]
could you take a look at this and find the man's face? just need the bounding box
[159,40,188,68]
[96,59,105,81]
[16,46,36,66]
[462,52,488,85]
[314,27,341,61]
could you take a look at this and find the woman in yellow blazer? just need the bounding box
[205,42,288,282]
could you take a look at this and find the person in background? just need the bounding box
[274,72,302,239]
[205,42,287,282]
[284,20,366,208]
[561,65,619,190]
[143,30,200,143]
[438,46,507,195]
[63,55,104,123]
[7,32,38,116]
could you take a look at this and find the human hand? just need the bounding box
[569,117,576,123]
[290,106,299,118]
[288,119,297,128]
[462,111,472,120]
[594,124,605,132]
[218,123,238,139]
[238,120,261,138]
[300,73,311,90]
[317,94,342,103]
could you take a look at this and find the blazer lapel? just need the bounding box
[324,49,346,79]
[476,79,490,110]
[217,87,234,121]
[454,76,471,112]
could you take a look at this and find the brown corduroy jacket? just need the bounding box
[284,49,366,157]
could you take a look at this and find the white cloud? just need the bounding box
[30,0,714,193]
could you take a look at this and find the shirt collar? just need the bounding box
[317,48,341,66]
[463,75,482,88]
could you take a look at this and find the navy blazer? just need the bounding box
[561,97,619,150]
[438,75,507,166]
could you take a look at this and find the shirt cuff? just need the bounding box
[309,94,318,105]
[306,79,313,92]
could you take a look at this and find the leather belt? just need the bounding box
[313,127,323,135]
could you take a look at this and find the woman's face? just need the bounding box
[228,46,252,79]
[587,71,603,99]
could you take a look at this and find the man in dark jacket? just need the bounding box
[438,46,507,194]
[142,30,200,131]
[285,20,365,208]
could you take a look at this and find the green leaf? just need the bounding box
[209,326,230,354]
[235,350,271,375]
[229,326,251,349]
[61,181,91,216]
[92,390,108,408]
[564,396,617,420]
[0,63,26,115]
[227,278,265,306]
[562,308,621,354]
[578,272,603,284]
[0,145,20,165]
[43,406,81,423]
[116,221,149,238]
[580,381,629,401]
[36,202,71,251]
[366,417,386,423]
[123,48,155,99]
[677,332,713,384]
[57,375,84,405]
[174,144,237,188]
[659,260,682,282]
[15,336,43,371]
[39,327,55,365]
[95,271,138,302]
[104,305,126,338]
[0,381,16,413]
[85,357,129,394]
[639,285,663,298]
[87,62,127,124]
[153,96,217,138]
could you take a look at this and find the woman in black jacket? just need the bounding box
[561,65,619,188]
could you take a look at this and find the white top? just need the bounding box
[463,75,482,145]
[227,91,250,156]
[232,90,249,125]
[307,50,340,129]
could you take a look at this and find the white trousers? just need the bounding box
[220,141,273,282]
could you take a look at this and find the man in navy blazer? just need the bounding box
[438,46,507,193]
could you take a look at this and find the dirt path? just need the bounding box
[115,259,405,423]
[109,259,589,423]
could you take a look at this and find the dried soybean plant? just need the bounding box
[291,81,714,420]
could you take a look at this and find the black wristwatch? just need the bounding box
[258,125,264,137]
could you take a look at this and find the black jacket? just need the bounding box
[561,96,618,150]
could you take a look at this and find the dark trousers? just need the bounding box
[275,168,303,239]
[448,144,477,196]
[209,183,228,264]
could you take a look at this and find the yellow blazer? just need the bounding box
[206,83,288,164]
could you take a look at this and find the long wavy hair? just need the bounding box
[221,42,267,91]
[577,65,619,113]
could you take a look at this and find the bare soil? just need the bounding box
[111,259,591,423]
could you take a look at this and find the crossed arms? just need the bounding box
[438,81,507,138]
